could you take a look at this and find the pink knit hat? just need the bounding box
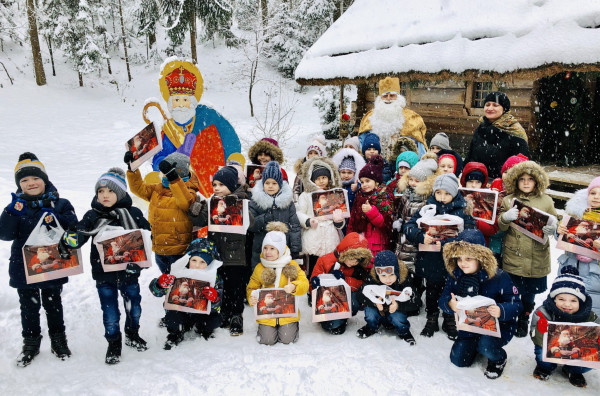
[501,154,529,175]
[588,176,600,193]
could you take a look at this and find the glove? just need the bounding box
[502,206,519,222]
[189,197,206,217]
[224,195,238,206]
[124,151,134,171]
[158,274,176,289]
[536,312,548,334]
[310,276,320,289]
[57,240,71,260]
[393,219,403,232]
[201,286,219,302]
[6,193,27,216]
[158,160,178,182]
[331,270,345,280]
[62,230,80,249]
[542,223,557,235]
[125,263,141,275]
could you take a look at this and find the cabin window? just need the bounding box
[472,82,493,108]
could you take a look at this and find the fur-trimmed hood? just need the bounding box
[369,259,409,283]
[565,189,589,218]
[396,172,436,196]
[332,148,366,178]
[504,160,549,197]
[443,240,498,279]
[389,137,418,163]
[293,157,306,174]
[251,179,294,210]
[248,140,284,165]
[300,156,341,193]
[335,232,373,267]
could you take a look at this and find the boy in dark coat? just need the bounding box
[61,168,151,365]
[439,229,522,380]
[0,153,78,367]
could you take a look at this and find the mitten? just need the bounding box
[158,160,178,182]
[158,274,176,289]
[224,195,238,206]
[393,219,403,232]
[536,312,548,334]
[502,206,519,222]
[576,254,594,263]
[189,197,206,217]
[125,263,141,275]
[6,193,27,216]
[310,276,320,289]
[201,286,219,302]
[57,240,71,260]
[62,230,81,249]
[542,223,557,235]
[331,269,345,280]
[124,151,134,170]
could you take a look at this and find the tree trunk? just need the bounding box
[260,0,268,34]
[103,34,112,74]
[78,72,83,87]
[148,31,156,48]
[190,6,197,63]
[26,0,46,86]
[45,36,56,77]
[117,0,131,81]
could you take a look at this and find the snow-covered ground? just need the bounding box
[0,42,598,395]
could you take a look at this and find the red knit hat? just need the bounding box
[500,154,529,175]
[358,155,384,184]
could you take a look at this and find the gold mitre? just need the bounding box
[378,77,400,96]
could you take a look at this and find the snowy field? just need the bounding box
[1,44,599,395]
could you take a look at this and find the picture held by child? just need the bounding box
[332,147,366,211]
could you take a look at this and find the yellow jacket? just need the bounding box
[359,108,428,150]
[127,169,199,255]
[247,259,309,327]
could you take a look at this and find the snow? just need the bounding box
[1,31,599,396]
[295,0,600,82]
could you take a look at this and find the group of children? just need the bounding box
[2,129,599,387]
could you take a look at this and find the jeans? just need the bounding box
[18,286,65,338]
[96,280,142,341]
[364,306,410,335]
[320,291,361,331]
[155,254,184,274]
[534,345,591,375]
[521,292,536,315]
[450,333,507,367]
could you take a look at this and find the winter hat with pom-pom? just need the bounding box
[307,135,326,158]
[261,161,283,188]
[550,266,588,303]
[96,167,128,201]
[374,250,399,276]
[408,158,438,181]
[187,238,220,265]
[14,152,49,187]
[359,155,385,184]
[362,133,381,156]
[164,152,191,179]
[262,229,287,256]
[501,154,529,175]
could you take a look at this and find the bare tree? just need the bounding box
[117,0,131,81]
[26,0,46,85]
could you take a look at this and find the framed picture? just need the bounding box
[94,228,153,272]
[556,215,600,261]
[245,164,265,189]
[22,244,83,284]
[455,296,501,338]
[459,188,498,224]
[164,277,211,314]
[312,275,352,323]
[125,123,162,171]
[311,188,350,220]
[417,215,464,252]
[254,288,297,320]
[543,322,600,369]
[208,196,249,234]
[510,198,552,244]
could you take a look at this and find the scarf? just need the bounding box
[162,176,190,188]
[79,207,138,237]
[260,248,292,286]
[350,185,394,234]
[479,113,528,142]
[542,295,592,323]
[456,273,480,297]
[18,191,59,209]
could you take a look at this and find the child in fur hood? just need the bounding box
[247,230,309,345]
[310,232,373,335]
[356,251,419,344]
[530,266,599,387]
[292,135,327,202]
[498,160,558,338]
[248,137,284,166]
[439,229,522,380]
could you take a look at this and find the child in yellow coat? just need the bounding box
[247,224,309,345]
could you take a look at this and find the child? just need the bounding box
[436,149,464,177]
[188,165,252,336]
[361,133,392,183]
[348,155,394,257]
[439,229,522,379]
[404,173,476,338]
[292,135,326,202]
[248,137,284,166]
[530,267,599,387]
[429,132,451,154]
[247,230,309,345]
[498,160,558,337]
[249,161,301,268]
[62,167,150,364]
[309,232,373,334]
[125,152,199,274]
[295,156,345,282]
[556,176,600,315]
[149,238,223,349]
[460,162,498,245]
[343,136,360,153]
[0,153,78,367]
[332,148,366,211]
[357,251,419,344]
[386,150,419,196]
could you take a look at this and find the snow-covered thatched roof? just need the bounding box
[295,0,600,85]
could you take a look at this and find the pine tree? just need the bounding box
[234,0,259,31]
[137,0,159,48]
[38,0,64,77]
[313,86,350,139]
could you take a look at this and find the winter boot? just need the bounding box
[563,366,587,388]
[105,335,122,365]
[164,331,184,350]
[125,329,148,352]
[220,314,231,329]
[328,323,347,336]
[398,330,416,346]
[229,315,243,336]
[420,315,439,337]
[484,357,507,379]
[533,364,552,381]
[442,313,458,341]
[16,335,42,367]
[515,313,530,338]
[356,325,378,339]
[50,332,72,360]
[158,316,167,328]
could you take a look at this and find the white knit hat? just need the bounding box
[307,135,326,158]
[262,231,287,256]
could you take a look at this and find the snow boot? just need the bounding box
[229,315,243,336]
[442,313,458,340]
[125,329,148,352]
[164,331,184,350]
[158,316,167,328]
[50,332,71,360]
[16,335,42,367]
[484,357,507,379]
[398,330,416,346]
[533,364,552,381]
[220,314,231,329]
[328,323,347,336]
[356,325,378,339]
[515,313,530,338]
[420,315,439,337]
[105,335,122,365]
[563,366,587,388]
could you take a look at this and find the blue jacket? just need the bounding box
[404,194,476,282]
[0,183,78,289]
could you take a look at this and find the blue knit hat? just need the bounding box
[550,266,587,303]
[96,167,127,201]
[261,161,283,187]
[374,250,399,276]
[396,151,419,171]
[455,229,486,246]
[362,133,381,156]
[213,166,239,193]
[187,238,220,265]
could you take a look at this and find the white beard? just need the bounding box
[370,96,406,142]
[37,252,50,262]
[168,96,198,125]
